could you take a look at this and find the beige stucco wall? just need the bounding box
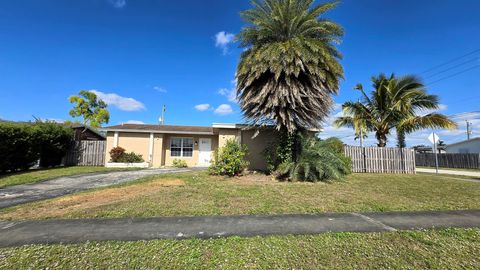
[105,132,115,163]
[117,132,150,162]
[241,129,280,171]
[218,129,241,147]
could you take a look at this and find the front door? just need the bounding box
[198,138,212,166]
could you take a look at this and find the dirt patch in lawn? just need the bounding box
[211,173,277,185]
[0,178,185,220]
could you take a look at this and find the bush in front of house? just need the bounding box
[0,122,73,173]
[109,147,126,162]
[172,159,188,168]
[275,135,352,182]
[109,147,144,163]
[117,152,144,163]
[209,139,249,177]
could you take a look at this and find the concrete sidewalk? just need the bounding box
[0,168,194,209]
[1,210,479,247]
[416,168,480,178]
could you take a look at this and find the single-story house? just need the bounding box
[445,137,480,153]
[102,123,283,170]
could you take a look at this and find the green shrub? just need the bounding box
[37,123,73,167]
[109,147,126,162]
[0,122,39,173]
[109,147,143,163]
[117,152,144,163]
[209,139,249,177]
[263,131,295,174]
[0,122,73,173]
[276,135,351,182]
[172,159,188,168]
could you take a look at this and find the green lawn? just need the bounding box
[0,229,478,269]
[0,166,139,188]
[1,171,479,220]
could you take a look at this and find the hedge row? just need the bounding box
[0,122,73,173]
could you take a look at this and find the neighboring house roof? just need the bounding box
[102,124,215,135]
[67,123,106,140]
[445,137,480,148]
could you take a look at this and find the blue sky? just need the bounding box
[0,0,479,147]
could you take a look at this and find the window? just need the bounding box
[170,138,194,157]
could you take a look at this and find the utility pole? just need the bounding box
[161,105,166,125]
[466,120,472,140]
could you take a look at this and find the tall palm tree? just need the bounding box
[236,0,344,134]
[334,74,457,147]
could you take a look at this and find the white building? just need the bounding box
[445,137,480,153]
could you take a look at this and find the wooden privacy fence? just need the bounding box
[415,153,480,169]
[344,145,416,174]
[64,140,106,166]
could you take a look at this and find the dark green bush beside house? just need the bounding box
[276,135,352,182]
[0,122,73,173]
[37,123,73,167]
[209,139,249,177]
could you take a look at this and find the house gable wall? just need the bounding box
[446,139,480,153]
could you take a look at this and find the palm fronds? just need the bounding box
[277,135,351,182]
[335,74,457,147]
[236,0,343,133]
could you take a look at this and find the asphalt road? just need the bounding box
[1,210,479,247]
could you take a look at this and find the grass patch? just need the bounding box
[1,171,479,220]
[0,229,479,269]
[0,166,139,188]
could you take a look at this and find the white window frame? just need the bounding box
[170,137,194,158]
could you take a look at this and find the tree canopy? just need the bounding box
[334,74,457,147]
[236,0,344,133]
[68,90,109,128]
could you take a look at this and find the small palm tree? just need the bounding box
[236,0,344,134]
[334,74,457,147]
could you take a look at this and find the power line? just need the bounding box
[448,111,480,119]
[426,65,480,85]
[420,48,480,74]
[424,57,479,79]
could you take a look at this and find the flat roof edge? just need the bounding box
[101,128,214,135]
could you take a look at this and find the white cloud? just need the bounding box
[218,88,237,103]
[108,0,126,8]
[90,90,145,111]
[125,120,145,124]
[215,31,235,55]
[153,86,167,93]
[214,104,233,115]
[194,104,211,111]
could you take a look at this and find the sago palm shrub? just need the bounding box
[276,134,351,182]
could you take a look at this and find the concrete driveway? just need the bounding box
[0,168,194,209]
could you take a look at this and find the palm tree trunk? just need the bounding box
[376,132,387,147]
[396,130,406,148]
